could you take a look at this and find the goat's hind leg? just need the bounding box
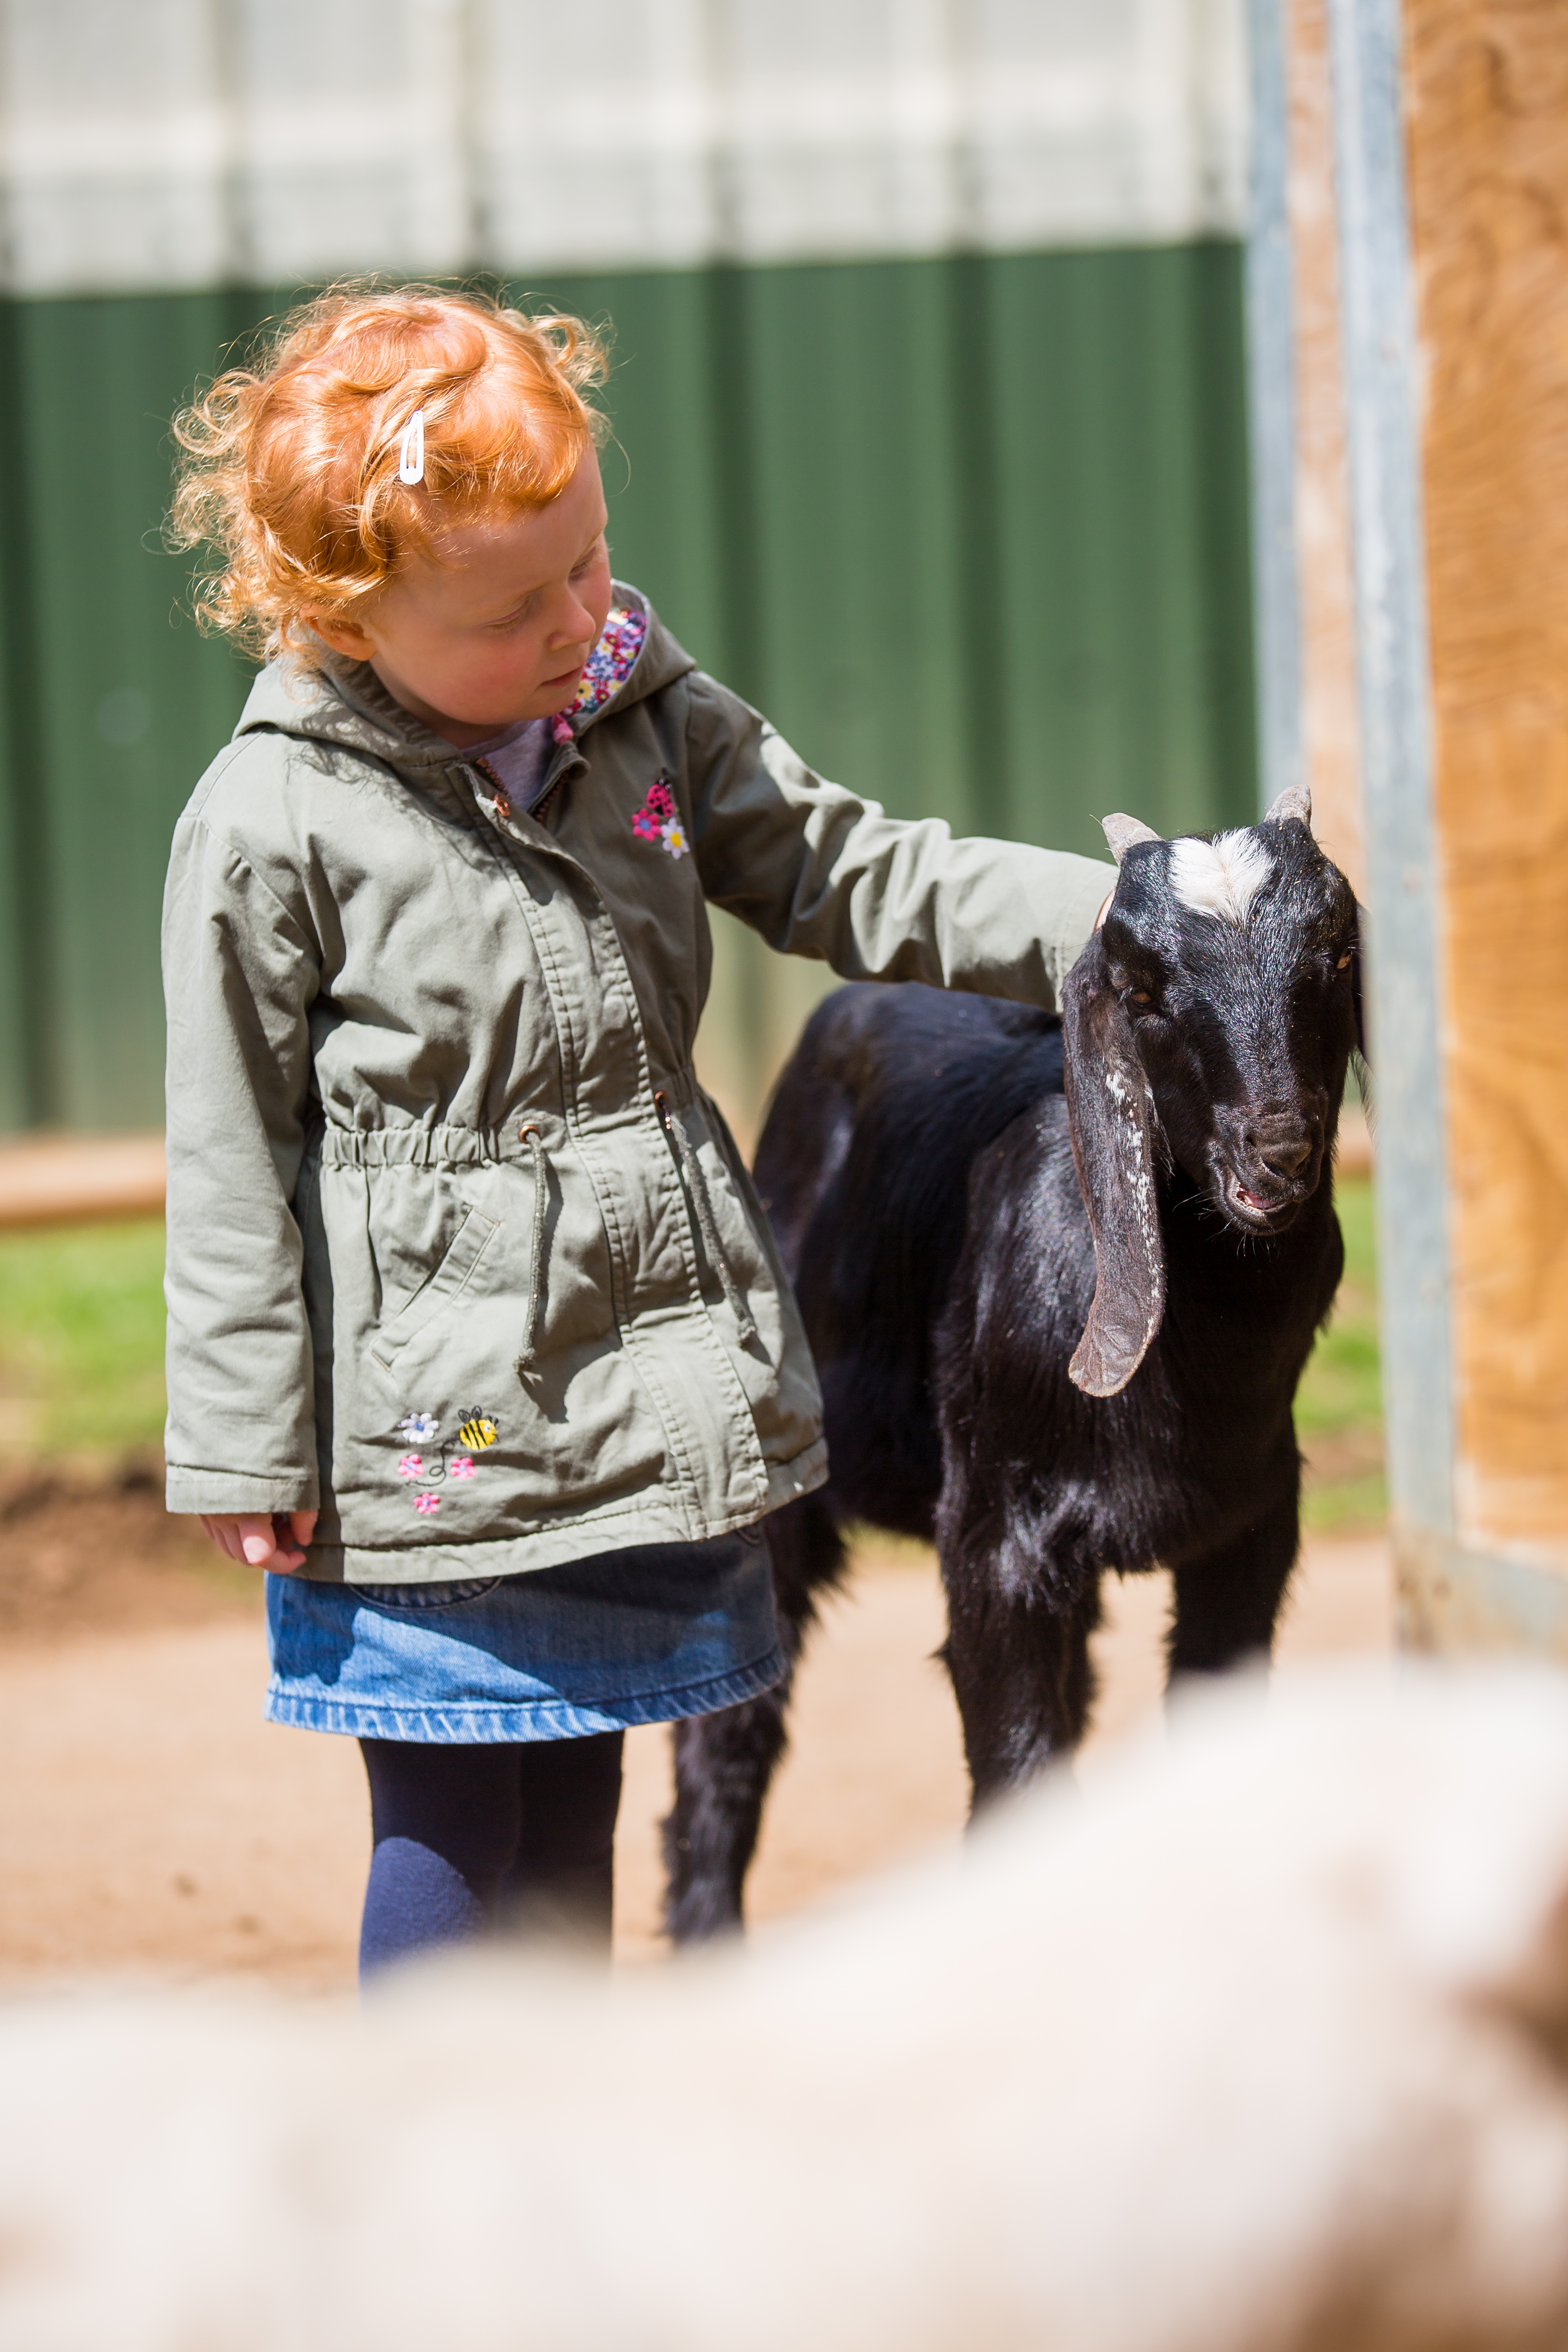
[663,1492,847,1943]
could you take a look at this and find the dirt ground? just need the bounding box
[0,1475,1392,1988]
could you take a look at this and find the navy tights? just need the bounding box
[358,1731,624,1981]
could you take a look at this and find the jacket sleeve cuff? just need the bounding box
[165,1467,320,1517]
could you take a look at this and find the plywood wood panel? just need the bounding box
[1405,0,1568,1560]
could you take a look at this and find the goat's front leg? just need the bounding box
[1166,1485,1299,1681]
[940,1556,1102,1809]
[663,1492,847,1943]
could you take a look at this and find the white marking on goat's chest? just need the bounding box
[1169,832,1272,923]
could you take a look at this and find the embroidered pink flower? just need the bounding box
[448,1455,475,1480]
[413,1492,441,1515]
[397,1454,423,1478]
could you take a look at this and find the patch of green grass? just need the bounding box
[0,1218,168,1460]
[1296,1177,1385,1532]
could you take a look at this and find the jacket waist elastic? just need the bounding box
[313,1073,706,1171]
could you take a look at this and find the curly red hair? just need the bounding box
[169,282,609,664]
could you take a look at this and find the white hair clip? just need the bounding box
[397,407,425,486]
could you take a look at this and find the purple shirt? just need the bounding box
[464,715,557,813]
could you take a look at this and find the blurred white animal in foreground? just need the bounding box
[5,1663,1568,2352]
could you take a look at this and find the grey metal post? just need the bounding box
[1244,0,1305,816]
[1324,0,1455,1540]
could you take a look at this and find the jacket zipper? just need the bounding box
[469,747,581,830]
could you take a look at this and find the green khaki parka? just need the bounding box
[161,590,1112,1582]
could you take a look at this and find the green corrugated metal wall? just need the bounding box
[0,242,1255,1136]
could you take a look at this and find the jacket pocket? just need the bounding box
[369,1200,502,1373]
[655,1090,759,1347]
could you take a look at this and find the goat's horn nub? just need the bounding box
[1101,813,1162,866]
[1264,782,1313,829]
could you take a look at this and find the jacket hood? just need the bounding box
[231,583,697,771]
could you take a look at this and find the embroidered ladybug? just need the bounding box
[632,778,678,847]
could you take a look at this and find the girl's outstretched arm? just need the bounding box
[683,673,1115,1011]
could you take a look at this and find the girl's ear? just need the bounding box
[1062,936,1167,1398]
[301,609,378,661]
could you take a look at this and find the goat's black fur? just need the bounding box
[664,808,1362,1941]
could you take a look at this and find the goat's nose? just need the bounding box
[1258,1133,1313,1176]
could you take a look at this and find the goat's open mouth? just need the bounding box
[1222,1173,1304,1229]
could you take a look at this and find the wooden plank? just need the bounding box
[1405,0,1568,1570]
[0,1134,164,1229]
[1400,1530,1568,1664]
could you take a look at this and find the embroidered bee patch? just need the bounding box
[390,1408,498,1512]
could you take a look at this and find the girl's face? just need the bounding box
[308,450,614,749]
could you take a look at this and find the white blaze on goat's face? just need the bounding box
[1167,831,1273,925]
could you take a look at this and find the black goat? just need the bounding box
[664,786,1364,1940]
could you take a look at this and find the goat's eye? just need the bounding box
[1336,954,1352,971]
[1130,990,1152,1005]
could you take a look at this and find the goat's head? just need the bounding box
[1063,784,1362,1397]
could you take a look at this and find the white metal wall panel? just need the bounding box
[0,0,1247,294]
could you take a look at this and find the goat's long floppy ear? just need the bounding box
[1062,938,1166,1398]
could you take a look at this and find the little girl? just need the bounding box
[163,284,1110,1977]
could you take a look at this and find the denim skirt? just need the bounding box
[264,1529,784,1743]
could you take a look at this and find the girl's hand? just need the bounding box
[200,1511,318,1572]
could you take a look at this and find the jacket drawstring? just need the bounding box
[655,1092,759,1347]
[513,1124,549,1378]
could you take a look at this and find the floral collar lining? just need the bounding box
[549,604,648,746]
